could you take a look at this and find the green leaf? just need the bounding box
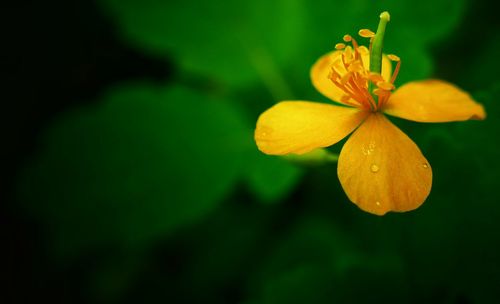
[176,201,275,303]
[460,38,500,90]
[248,216,409,303]
[17,84,250,256]
[98,0,304,87]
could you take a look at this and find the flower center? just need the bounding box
[327,11,401,112]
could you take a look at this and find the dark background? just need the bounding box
[3,0,500,303]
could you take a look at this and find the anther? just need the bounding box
[335,43,346,50]
[343,34,352,42]
[358,29,375,38]
[387,54,400,61]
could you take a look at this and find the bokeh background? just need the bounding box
[4,0,500,303]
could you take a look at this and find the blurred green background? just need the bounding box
[4,0,500,303]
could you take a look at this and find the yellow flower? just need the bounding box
[254,12,485,215]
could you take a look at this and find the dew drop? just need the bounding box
[422,163,429,169]
[361,141,376,155]
[370,164,380,173]
[375,201,381,206]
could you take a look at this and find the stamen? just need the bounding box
[358,29,375,38]
[348,61,364,73]
[329,18,400,112]
[332,59,345,72]
[373,88,390,108]
[343,46,353,62]
[327,12,401,112]
[335,43,346,50]
[386,54,401,84]
[376,88,392,108]
[390,59,401,84]
[327,47,372,109]
[328,72,337,83]
[329,78,365,107]
[349,37,362,60]
[340,72,353,85]
[349,76,376,110]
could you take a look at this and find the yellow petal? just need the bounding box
[337,113,432,215]
[384,80,486,122]
[310,50,392,104]
[255,101,368,155]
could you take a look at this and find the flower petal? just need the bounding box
[310,50,392,105]
[255,101,368,155]
[337,113,432,215]
[384,80,486,122]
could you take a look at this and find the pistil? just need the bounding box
[370,12,390,75]
[368,12,390,106]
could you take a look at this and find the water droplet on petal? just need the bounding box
[375,201,381,206]
[361,141,376,155]
[370,164,380,173]
[422,163,429,169]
